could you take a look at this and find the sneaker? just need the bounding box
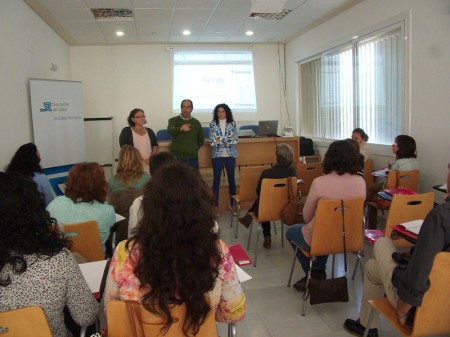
[344,319,378,337]
[239,213,252,228]
[293,270,327,292]
[263,236,271,249]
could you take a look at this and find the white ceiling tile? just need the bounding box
[48,8,94,21]
[133,8,173,20]
[36,0,87,9]
[85,0,132,8]
[173,8,215,20]
[131,0,176,8]
[175,0,219,9]
[135,20,171,32]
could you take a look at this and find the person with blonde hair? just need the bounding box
[109,145,150,192]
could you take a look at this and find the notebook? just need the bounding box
[400,219,424,235]
[257,120,278,137]
[228,244,253,266]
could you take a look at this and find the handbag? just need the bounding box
[280,177,304,226]
[309,200,349,305]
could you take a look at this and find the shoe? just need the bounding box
[344,318,378,337]
[239,213,252,228]
[293,270,327,292]
[263,236,271,249]
[229,204,239,216]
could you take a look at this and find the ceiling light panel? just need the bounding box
[91,8,133,20]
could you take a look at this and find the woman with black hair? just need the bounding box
[6,142,53,205]
[0,172,98,337]
[390,135,419,171]
[103,162,246,336]
[286,140,366,292]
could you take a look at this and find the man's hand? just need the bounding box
[180,124,191,132]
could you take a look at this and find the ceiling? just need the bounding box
[25,0,360,46]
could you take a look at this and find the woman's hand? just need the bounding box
[396,298,413,328]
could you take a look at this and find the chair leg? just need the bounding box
[246,221,253,251]
[331,254,335,279]
[228,322,237,337]
[253,223,261,267]
[352,257,359,281]
[287,245,298,287]
[363,307,377,337]
[301,259,313,316]
[234,214,239,239]
[281,222,284,247]
[272,220,278,235]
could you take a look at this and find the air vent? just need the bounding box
[249,10,291,20]
[91,8,133,20]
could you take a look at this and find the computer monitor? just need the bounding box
[258,120,279,137]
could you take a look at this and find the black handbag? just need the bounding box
[309,200,349,305]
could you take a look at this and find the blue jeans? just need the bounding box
[177,157,199,170]
[212,157,236,207]
[285,224,329,274]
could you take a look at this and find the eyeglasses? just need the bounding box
[133,115,146,118]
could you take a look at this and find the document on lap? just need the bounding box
[400,219,423,235]
[235,265,252,282]
[115,213,125,222]
[79,260,108,293]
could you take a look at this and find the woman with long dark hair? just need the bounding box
[103,162,246,336]
[286,140,366,292]
[6,142,53,205]
[0,172,98,337]
[209,103,239,216]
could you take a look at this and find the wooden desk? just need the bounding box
[158,136,299,168]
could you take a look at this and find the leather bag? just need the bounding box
[309,200,349,305]
[280,178,304,226]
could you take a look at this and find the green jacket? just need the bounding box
[167,116,204,159]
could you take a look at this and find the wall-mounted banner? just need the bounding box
[30,79,86,168]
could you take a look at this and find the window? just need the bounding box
[172,50,257,113]
[300,24,404,145]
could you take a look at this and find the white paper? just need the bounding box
[439,183,448,191]
[115,213,125,222]
[235,265,252,283]
[79,260,108,293]
[372,167,389,177]
[402,219,424,235]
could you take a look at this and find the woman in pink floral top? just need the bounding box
[103,162,246,335]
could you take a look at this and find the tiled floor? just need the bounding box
[215,211,402,337]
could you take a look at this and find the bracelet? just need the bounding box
[397,313,408,320]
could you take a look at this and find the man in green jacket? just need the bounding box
[167,99,204,170]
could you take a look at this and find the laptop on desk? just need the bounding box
[257,120,279,137]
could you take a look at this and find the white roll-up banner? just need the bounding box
[30,79,86,168]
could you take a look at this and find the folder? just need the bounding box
[228,244,253,267]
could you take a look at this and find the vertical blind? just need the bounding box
[300,26,403,145]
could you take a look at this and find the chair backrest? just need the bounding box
[385,170,420,192]
[257,177,297,222]
[0,306,53,337]
[412,251,450,336]
[236,165,271,202]
[108,188,144,221]
[363,159,374,187]
[309,197,364,256]
[156,129,172,141]
[296,162,323,196]
[239,125,258,134]
[63,220,104,262]
[384,192,434,238]
[107,300,218,337]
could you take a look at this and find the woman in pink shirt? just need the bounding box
[286,139,366,292]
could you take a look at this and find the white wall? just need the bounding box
[285,0,450,198]
[0,0,71,170]
[70,44,286,159]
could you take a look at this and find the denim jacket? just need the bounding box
[209,120,239,158]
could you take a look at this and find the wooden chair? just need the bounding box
[107,300,218,337]
[63,220,104,262]
[0,306,53,337]
[364,192,435,247]
[248,177,297,267]
[286,197,364,316]
[296,162,323,197]
[363,252,450,337]
[230,165,270,238]
[363,159,374,188]
[366,169,420,229]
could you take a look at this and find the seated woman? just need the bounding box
[286,139,366,291]
[108,145,150,192]
[47,162,115,252]
[103,162,246,335]
[352,128,372,161]
[0,172,98,337]
[6,143,53,206]
[239,144,297,249]
[366,134,420,228]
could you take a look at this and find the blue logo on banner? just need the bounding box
[40,102,52,112]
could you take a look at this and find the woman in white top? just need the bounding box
[119,108,158,171]
[351,128,372,162]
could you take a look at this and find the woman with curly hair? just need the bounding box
[0,172,98,337]
[286,139,366,292]
[103,162,246,336]
[47,162,115,251]
[109,145,150,192]
[6,142,53,205]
